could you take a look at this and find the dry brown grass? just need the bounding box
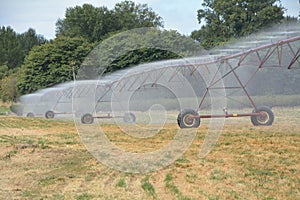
[0,107,299,199]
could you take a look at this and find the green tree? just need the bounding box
[107,48,178,73]
[0,63,9,80]
[0,26,46,70]
[19,28,47,53]
[17,36,93,94]
[76,28,205,80]
[1,73,18,102]
[0,26,46,101]
[56,4,112,43]
[105,29,203,73]
[56,1,163,43]
[112,0,163,30]
[0,26,23,69]
[191,0,285,48]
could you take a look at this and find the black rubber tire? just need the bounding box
[45,111,55,119]
[81,113,94,124]
[177,109,200,129]
[251,106,274,126]
[123,112,136,123]
[26,112,34,118]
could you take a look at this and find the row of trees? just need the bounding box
[0,27,47,101]
[1,0,167,101]
[0,0,298,102]
[17,1,181,95]
[0,27,46,71]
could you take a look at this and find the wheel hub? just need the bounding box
[257,111,269,124]
[183,114,195,126]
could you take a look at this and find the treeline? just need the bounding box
[1,0,170,101]
[0,0,299,102]
[0,27,47,101]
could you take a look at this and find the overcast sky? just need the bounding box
[0,0,299,39]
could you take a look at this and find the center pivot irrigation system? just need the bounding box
[78,33,300,128]
[19,27,300,129]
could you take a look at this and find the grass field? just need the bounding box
[0,107,299,199]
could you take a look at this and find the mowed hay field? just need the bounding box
[0,107,299,200]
